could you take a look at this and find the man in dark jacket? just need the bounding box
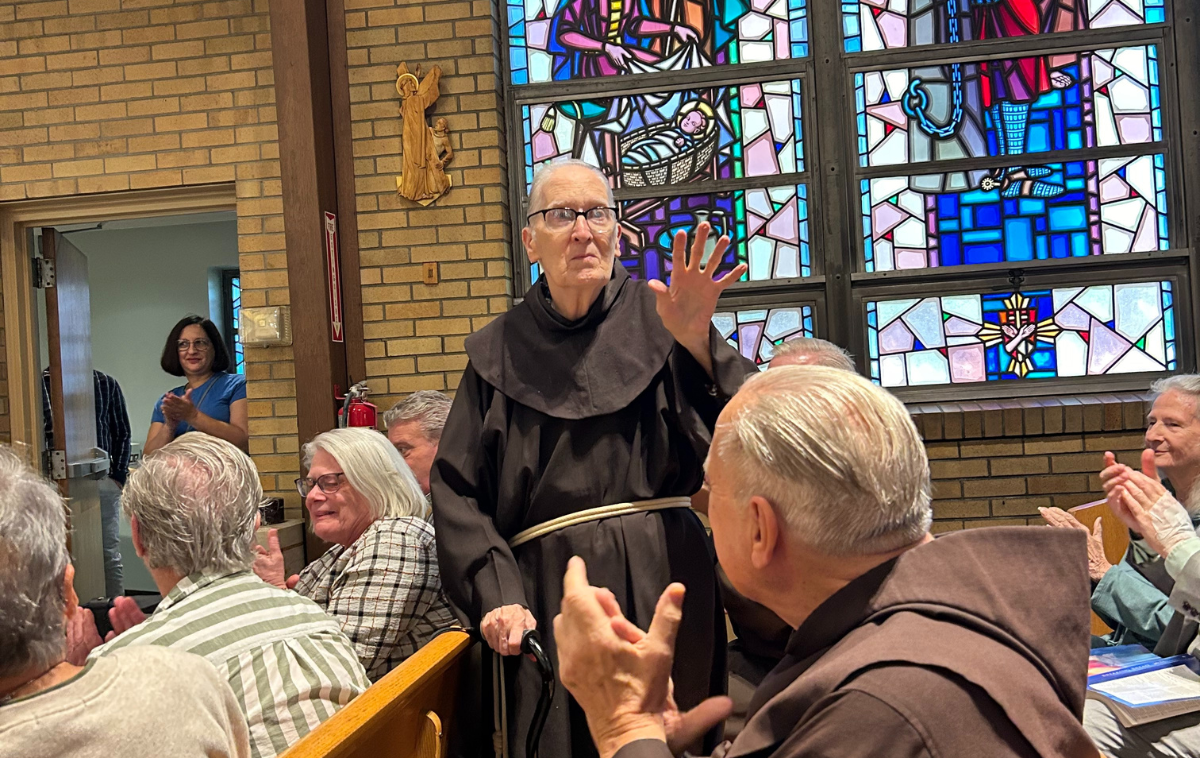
[555,365,1098,758]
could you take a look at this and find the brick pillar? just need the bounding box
[343,0,511,408]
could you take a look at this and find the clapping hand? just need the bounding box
[108,596,147,638]
[161,388,198,426]
[1039,506,1111,582]
[253,529,299,590]
[65,607,104,665]
[1100,449,1194,558]
[554,557,732,758]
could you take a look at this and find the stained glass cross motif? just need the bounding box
[713,305,814,368]
[866,281,1176,386]
[508,0,809,86]
[861,154,1168,270]
[855,46,1162,169]
[522,77,804,192]
[843,0,1165,54]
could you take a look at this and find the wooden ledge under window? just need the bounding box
[908,392,1153,441]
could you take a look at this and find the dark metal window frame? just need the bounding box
[500,0,1200,399]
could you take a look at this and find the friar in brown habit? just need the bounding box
[431,160,756,758]
[555,366,1100,758]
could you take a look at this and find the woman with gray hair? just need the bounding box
[0,447,251,758]
[254,427,456,681]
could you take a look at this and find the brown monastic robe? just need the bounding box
[617,528,1099,758]
[431,266,756,758]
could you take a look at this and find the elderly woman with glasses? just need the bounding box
[253,427,456,682]
[432,158,756,758]
[144,315,248,456]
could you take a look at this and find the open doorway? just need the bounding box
[33,211,239,598]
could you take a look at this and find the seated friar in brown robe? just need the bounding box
[556,366,1099,758]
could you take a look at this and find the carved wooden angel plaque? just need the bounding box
[395,62,453,206]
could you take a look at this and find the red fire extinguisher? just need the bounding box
[336,381,378,429]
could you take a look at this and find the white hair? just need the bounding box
[123,433,262,576]
[0,447,70,678]
[769,337,856,372]
[383,390,452,441]
[303,428,425,521]
[716,366,931,556]
[1152,375,1200,417]
[527,159,615,216]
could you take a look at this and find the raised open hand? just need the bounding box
[649,223,746,375]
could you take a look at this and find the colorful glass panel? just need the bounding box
[230,275,245,375]
[713,304,814,368]
[508,0,809,85]
[866,281,1176,386]
[843,0,1165,54]
[522,77,804,191]
[861,154,1168,271]
[855,46,1161,168]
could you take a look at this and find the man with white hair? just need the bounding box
[0,447,251,758]
[384,389,452,498]
[1041,374,1200,653]
[554,366,1095,758]
[434,158,754,757]
[74,433,369,758]
[767,336,855,371]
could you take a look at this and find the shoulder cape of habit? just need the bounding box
[464,266,676,420]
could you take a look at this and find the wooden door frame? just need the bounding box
[0,184,237,467]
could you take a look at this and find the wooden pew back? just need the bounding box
[1069,500,1131,638]
[280,630,473,758]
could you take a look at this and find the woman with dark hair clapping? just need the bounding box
[144,316,248,456]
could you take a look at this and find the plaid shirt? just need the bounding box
[295,516,457,682]
[94,570,369,758]
[41,369,131,484]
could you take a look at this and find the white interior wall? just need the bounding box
[37,220,240,441]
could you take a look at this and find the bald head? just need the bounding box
[527,159,614,216]
[769,337,855,372]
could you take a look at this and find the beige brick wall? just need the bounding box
[914,398,1151,532]
[0,0,300,512]
[343,0,511,409]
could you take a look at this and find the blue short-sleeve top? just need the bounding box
[151,371,247,436]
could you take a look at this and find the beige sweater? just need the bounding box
[0,645,251,758]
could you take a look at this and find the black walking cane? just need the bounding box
[520,629,555,758]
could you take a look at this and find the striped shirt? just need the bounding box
[94,570,370,758]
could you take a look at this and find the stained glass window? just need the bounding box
[855,46,1162,168]
[843,0,1165,54]
[862,154,1168,270]
[508,0,809,85]
[713,304,814,368]
[522,77,804,191]
[866,281,1176,386]
[228,274,245,375]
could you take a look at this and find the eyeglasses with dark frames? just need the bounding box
[526,206,617,232]
[295,473,346,498]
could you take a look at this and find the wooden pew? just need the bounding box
[1069,500,1132,637]
[280,630,473,758]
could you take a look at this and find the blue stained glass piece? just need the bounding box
[1049,206,1087,231]
[1072,235,1088,257]
[941,236,961,265]
[1036,236,1048,259]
